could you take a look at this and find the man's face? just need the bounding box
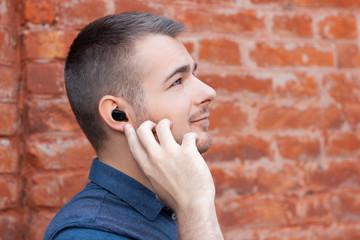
[134,34,216,153]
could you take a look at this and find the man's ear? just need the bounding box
[98,95,133,133]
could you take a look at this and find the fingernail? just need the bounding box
[124,124,131,132]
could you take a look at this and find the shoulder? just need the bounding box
[43,182,110,239]
[54,228,131,240]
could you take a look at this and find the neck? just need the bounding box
[97,135,153,190]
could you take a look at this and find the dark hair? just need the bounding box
[65,12,185,153]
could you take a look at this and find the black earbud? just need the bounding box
[112,109,128,122]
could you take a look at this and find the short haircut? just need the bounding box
[65,12,185,153]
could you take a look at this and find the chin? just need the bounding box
[196,132,212,154]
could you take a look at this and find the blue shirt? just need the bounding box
[43,158,177,240]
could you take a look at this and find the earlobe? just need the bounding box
[99,95,132,132]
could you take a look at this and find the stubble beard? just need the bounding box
[196,131,212,154]
[134,104,213,154]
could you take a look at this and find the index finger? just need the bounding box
[156,119,178,149]
[136,120,161,153]
[181,132,198,149]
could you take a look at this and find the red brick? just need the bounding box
[273,14,313,37]
[0,102,18,135]
[0,66,19,99]
[305,160,360,191]
[288,194,333,225]
[209,163,255,196]
[182,41,194,55]
[23,30,78,59]
[0,175,22,210]
[176,10,264,33]
[318,15,357,39]
[178,0,236,3]
[57,0,108,29]
[314,226,360,240]
[250,42,334,67]
[24,0,55,24]
[257,106,342,130]
[332,191,360,222]
[200,73,273,95]
[344,103,360,126]
[27,171,89,207]
[224,228,309,240]
[26,62,64,94]
[27,98,79,133]
[217,196,288,228]
[0,213,24,240]
[277,136,320,160]
[26,134,94,170]
[275,73,318,98]
[337,44,360,68]
[0,0,15,26]
[29,210,57,240]
[199,38,241,65]
[323,73,360,104]
[0,28,16,65]
[210,100,248,132]
[290,0,360,8]
[114,0,164,14]
[204,134,271,162]
[251,0,288,4]
[256,164,303,194]
[0,138,19,173]
[326,132,360,157]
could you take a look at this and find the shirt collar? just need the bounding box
[88,158,164,221]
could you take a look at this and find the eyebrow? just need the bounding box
[164,62,198,83]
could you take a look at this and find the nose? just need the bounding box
[193,76,216,106]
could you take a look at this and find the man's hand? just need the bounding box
[124,119,223,240]
[124,119,214,212]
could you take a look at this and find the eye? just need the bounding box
[172,78,182,86]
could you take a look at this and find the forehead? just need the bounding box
[135,34,194,84]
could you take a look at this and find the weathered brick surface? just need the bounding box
[28,210,57,240]
[26,133,95,170]
[273,14,313,38]
[1,0,360,239]
[318,14,358,39]
[25,62,64,94]
[0,102,19,135]
[249,42,334,67]
[26,98,79,133]
[199,38,241,65]
[23,30,78,59]
[0,213,24,240]
[24,0,55,24]
[176,10,265,33]
[0,66,19,99]
[0,175,22,210]
[0,138,19,173]
[26,171,89,208]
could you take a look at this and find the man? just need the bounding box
[44,12,223,240]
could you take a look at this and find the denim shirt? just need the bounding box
[43,158,177,240]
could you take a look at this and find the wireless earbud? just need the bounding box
[112,109,128,122]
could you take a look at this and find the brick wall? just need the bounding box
[1,0,360,239]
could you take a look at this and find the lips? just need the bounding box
[190,115,210,123]
[189,107,210,122]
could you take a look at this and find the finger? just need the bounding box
[156,119,178,149]
[181,132,198,149]
[124,124,148,165]
[136,120,161,153]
